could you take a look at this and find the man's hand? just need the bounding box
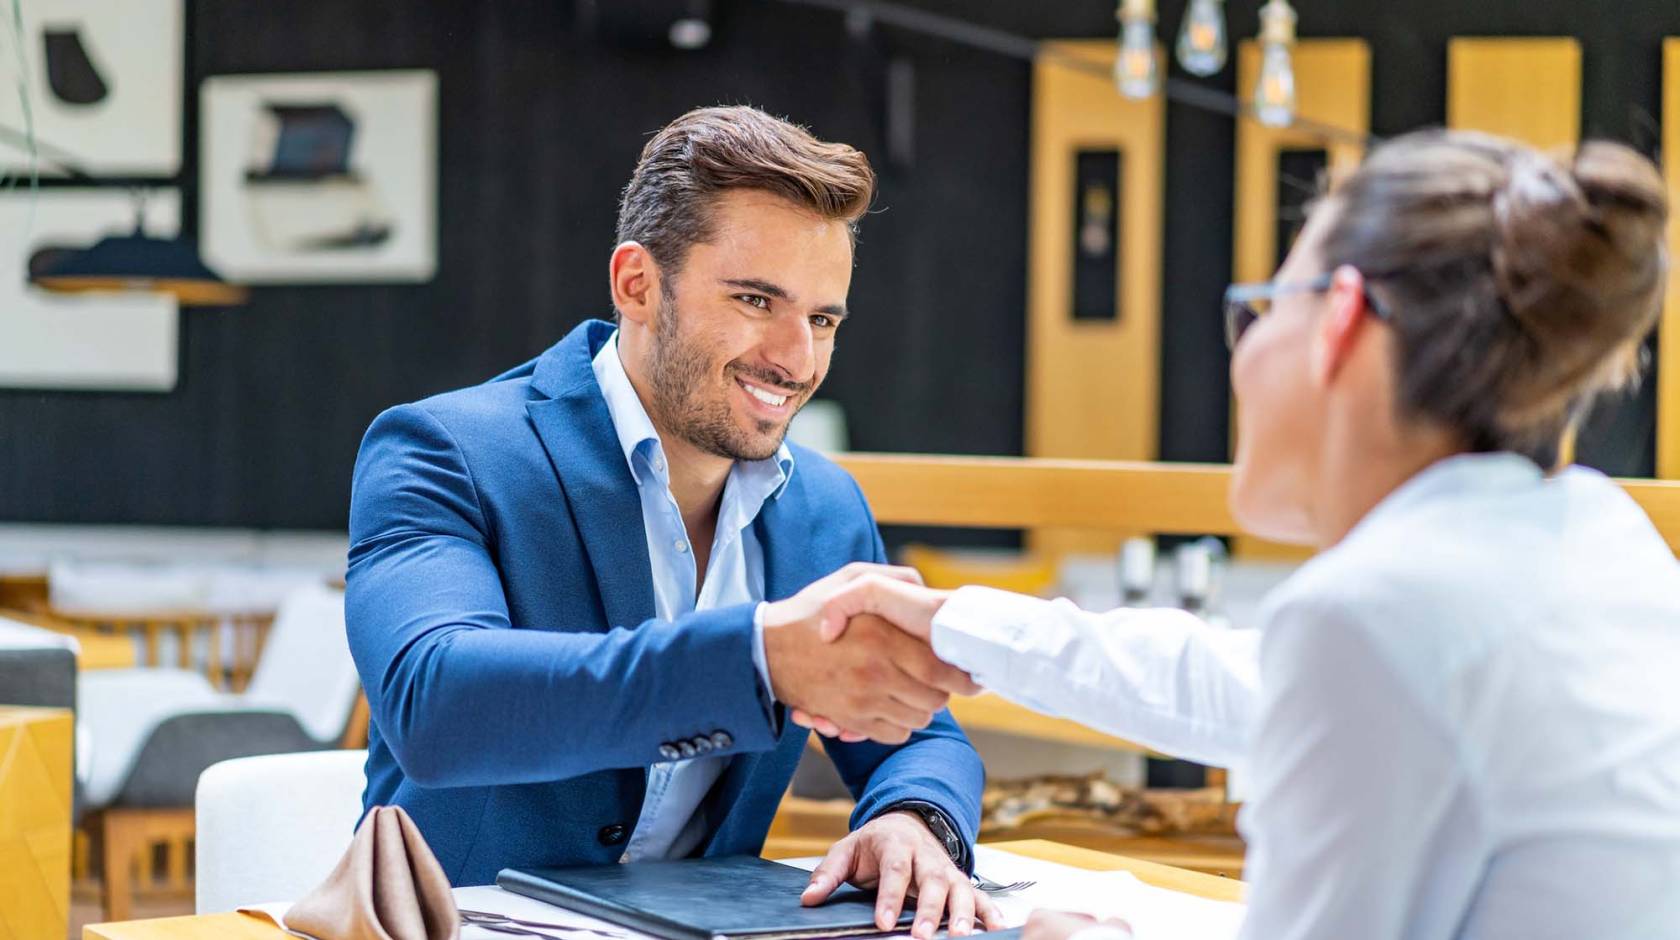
[789,576,958,742]
[815,575,951,642]
[1022,910,1133,940]
[800,811,1004,938]
[764,566,979,745]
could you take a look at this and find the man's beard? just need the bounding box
[647,293,811,462]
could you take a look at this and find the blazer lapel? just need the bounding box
[525,322,656,630]
[757,480,827,602]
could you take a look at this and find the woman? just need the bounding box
[803,130,1680,938]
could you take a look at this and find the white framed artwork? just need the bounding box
[200,70,437,283]
[0,189,180,391]
[0,0,182,176]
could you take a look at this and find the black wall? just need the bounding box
[2,0,1676,530]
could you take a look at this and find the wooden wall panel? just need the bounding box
[1660,38,1680,479]
[1447,38,1581,150]
[1233,39,1372,285]
[1026,41,1165,556]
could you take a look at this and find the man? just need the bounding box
[346,106,1001,937]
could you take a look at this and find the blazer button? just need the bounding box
[598,824,628,847]
[692,736,714,755]
[709,731,733,750]
[658,744,681,761]
[678,740,697,759]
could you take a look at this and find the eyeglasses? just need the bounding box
[1222,273,1394,351]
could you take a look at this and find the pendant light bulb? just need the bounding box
[1114,0,1160,99]
[1175,0,1227,76]
[1254,0,1297,127]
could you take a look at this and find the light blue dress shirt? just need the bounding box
[592,332,793,862]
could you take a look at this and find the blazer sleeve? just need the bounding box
[818,477,985,865]
[346,403,781,789]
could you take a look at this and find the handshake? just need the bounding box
[761,563,976,745]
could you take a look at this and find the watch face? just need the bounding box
[922,811,960,858]
[930,815,953,841]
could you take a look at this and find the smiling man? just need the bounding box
[345,106,999,937]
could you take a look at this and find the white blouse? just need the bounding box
[931,453,1680,939]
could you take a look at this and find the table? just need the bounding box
[0,706,74,940]
[84,838,1243,939]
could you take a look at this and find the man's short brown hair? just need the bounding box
[615,106,876,277]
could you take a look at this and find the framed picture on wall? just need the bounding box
[0,189,180,391]
[0,0,183,176]
[199,70,437,283]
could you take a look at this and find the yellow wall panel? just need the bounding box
[1447,38,1581,151]
[1660,38,1680,479]
[1233,39,1372,284]
[1026,41,1165,555]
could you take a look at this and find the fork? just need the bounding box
[466,922,568,940]
[460,909,626,939]
[971,874,1036,894]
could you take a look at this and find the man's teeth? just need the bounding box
[741,382,788,407]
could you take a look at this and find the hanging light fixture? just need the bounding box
[2,123,247,306]
[1175,0,1227,76]
[1254,0,1297,128]
[668,0,714,50]
[25,187,246,307]
[30,226,248,307]
[1113,0,1159,100]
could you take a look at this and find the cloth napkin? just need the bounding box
[280,804,460,940]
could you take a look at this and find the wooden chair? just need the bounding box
[76,585,362,922]
[89,692,370,922]
[0,572,48,612]
[0,606,137,671]
[41,607,275,692]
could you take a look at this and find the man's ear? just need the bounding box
[609,241,662,326]
[1311,265,1369,387]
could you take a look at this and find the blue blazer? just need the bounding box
[346,319,984,886]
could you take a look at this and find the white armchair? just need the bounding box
[195,749,369,914]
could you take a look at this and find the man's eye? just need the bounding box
[738,294,770,310]
[810,314,835,329]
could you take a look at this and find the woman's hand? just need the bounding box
[1022,910,1133,940]
[816,574,952,642]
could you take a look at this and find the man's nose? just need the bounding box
[759,314,815,385]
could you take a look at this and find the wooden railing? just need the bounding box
[837,453,1680,553]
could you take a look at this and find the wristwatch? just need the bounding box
[880,800,970,872]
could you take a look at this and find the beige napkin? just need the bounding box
[284,804,460,940]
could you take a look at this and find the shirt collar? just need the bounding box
[591,330,795,498]
[1346,451,1543,541]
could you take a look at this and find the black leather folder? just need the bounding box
[497,855,935,940]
